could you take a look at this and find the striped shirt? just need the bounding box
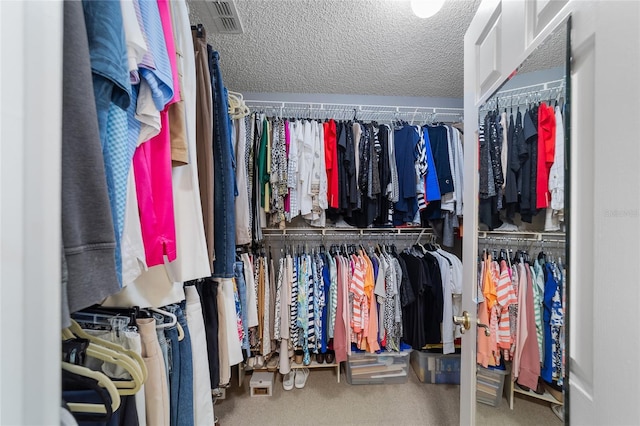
[496,260,517,349]
[290,255,299,347]
[349,255,366,334]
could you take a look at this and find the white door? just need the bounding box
[462,1,640,424]
[568,1,640,424]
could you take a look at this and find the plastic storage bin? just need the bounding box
[344,350,411,385]
[476,366,508,407]
[410,350,461,384]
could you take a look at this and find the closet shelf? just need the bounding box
[503,366,564,409]
[291,361,341,383]
[244,100,463,123]
[512,386,564,405]
[262,227,433,236]
[478,230,565,242]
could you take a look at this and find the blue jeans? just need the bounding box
[234,261,250,357]
[165,303,194,426]
[208,46,236,278]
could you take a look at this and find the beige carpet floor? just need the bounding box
[213,366,562,425]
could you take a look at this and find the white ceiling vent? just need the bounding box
[206,1,244,34]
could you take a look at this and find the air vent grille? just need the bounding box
[220,17,237,32]
[214,1,232,16]
[207,1,244,34]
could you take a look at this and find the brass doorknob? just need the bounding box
[453,311,491,336]
[453,311,471,333]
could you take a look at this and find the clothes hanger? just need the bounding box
[149,307,176,327]
[227,91,250,119]
[64,324,144,378]
[62,328,144,394]
[155,308,185,342]
[66,320,147,393]
[62,361,121,415]
[72,311,120,329]
[77,305,144,325]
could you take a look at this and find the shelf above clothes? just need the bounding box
[261,227,436,247]
[262,227,433,236]
[477,230,565,243]
[244,100,463,124]
[479,78,566,113]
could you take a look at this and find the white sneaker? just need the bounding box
[335,217,355,228]
[294,368,309,389]
[283,371,295,391]
[495,222,519,231]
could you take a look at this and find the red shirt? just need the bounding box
[536,103,556,209]
[324,120,339,209]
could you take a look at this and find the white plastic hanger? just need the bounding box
[227,90,250,119]
[149,307,176,328]
[150,307,185,341]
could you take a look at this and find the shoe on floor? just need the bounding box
[325,350,335,364]
[283,371,295,391]
[335,217,355,228]
[294,368,309,389]
[495,222,519,231]
[267,353,279,371]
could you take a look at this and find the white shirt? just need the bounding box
[549,106,565,211]
[309,121,327,226]
[119,0,147,84]
[136,80,161,143]
[287,120,300,220]
[235,118,251,245]
[164,0,211,282]
[298,120,314,216]
[242,253,259,327]
[451,127,464,217]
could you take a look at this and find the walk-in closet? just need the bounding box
[2,0,639,425]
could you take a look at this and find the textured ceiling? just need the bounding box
[517,24,566,75]
[187,0,482,98]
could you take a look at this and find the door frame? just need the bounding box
[0,1,63,424]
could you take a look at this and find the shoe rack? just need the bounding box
[290,360,341,383]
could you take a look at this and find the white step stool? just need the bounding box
[249,371,274,397]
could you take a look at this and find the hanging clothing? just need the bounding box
[62,0,120,318]
[536,102,556,209]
